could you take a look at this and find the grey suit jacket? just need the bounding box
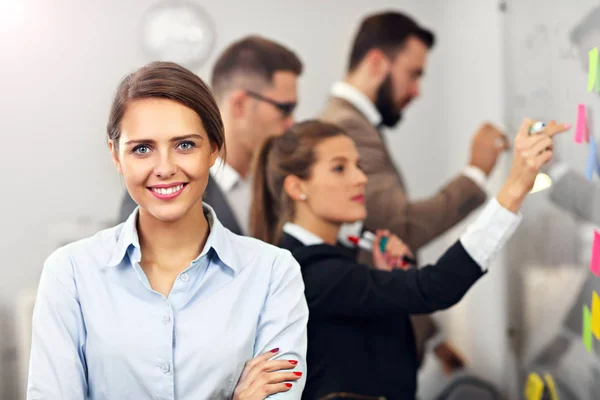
[117,175,243,235]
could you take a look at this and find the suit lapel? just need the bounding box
[373,123,408,191]
[325,96,407,191]
[204,175,243,235]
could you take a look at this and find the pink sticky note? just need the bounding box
[576,104,590,143]
[591,230,600,276]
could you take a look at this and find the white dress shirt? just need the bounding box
[210,157,252,234]
[28,203,308,399]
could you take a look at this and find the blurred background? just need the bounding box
[1,0,599,398]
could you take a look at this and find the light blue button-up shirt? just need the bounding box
[27,204,308,399]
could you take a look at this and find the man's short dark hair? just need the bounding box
[348,11,435,72]
[570,6,600,45]
[211,35,303,101]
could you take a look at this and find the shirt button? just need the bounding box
[180,273,189,282]
[161,363,171,374]
[162,315,171,324]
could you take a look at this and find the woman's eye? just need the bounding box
[133,145,150,155]
[333,165,345,173]
[178,141,196,151]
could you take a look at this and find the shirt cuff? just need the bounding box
[459,198,523,271]
[547,162,570,182]
[462,165,488,191]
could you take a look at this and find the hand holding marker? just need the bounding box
[347,231,416,267]
[528,121,554,193]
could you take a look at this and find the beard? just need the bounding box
[374,74,402,128]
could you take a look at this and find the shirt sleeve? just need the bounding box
[254,250,309,399]
[27,248,88,400]
[459,197,523,271]
[461,165,488,191]
[303,241,485,319]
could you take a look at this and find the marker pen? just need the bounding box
[347,231,416,266]
[530,121,546,134]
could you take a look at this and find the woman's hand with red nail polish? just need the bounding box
[233,348,302,399]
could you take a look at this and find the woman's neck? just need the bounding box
[292,211,341,246]
[137,201,210,271]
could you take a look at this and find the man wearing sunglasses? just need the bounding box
[116,35,302,235]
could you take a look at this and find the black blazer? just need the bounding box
[117,175,243,234]
[279,233,485,400]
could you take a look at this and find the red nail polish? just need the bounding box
[294,372,303,376]
[285,383,293,388]
[288,360,298,365]
[270,348,279,353]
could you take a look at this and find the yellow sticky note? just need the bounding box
[593,291,600,339]
[524,372,544,400]
[589,47,599,92]
[544,374,558,400]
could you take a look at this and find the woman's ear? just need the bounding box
[283,175,307,202]
[209,143,220,168]
[109,140,123,175]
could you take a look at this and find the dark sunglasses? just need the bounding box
[245,90,297,117]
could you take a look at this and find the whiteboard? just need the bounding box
[505,1,600,398]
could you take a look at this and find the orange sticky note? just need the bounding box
[575,104,589,143]
[584,304,593,352]
[592,291,600,339]
[591,230,600,276]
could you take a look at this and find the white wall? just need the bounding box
[0,0,445,398]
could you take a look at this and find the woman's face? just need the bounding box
[110,98,218,223]
[299,135,368,224]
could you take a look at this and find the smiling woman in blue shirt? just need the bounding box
[27,61,308,400]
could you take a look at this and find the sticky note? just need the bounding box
[586,137,599,181]
[591,230,600,276]
[575,104,589,143]
[584,304,593,352]
[589,48,599,92]
[593,291,600,339]
[544,374,558,400]
[524,372,544,400]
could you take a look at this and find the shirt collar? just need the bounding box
[210,157,242,192]
[108,207,141,267]
[282,222,325,246]
[108,203,242,275]
[330,81,382,126]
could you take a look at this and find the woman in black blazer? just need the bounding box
[249,119,569,400]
